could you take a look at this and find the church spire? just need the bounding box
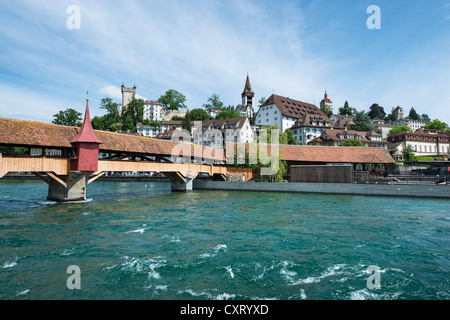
[242,74,255,98]
[70,99,102,145]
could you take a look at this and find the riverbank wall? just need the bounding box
[193,180,450,199]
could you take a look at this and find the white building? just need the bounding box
[143,101,163,122]
[137,123,160,138]
[291,113,332,145]
[208,109,222,119]
[192,117,253,149]
[255,94,330,136]
[388,128,450,157]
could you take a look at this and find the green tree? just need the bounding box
[120,98,145,132]
[100,97,121,131]
[215,109,240,119]
[338,101,356,116]
[258,97,267,106]
[91,116,105,131]
[368,103,386,120]
[121,115,135,132]
[182,110,192,132]
[402,145,415,162]
[158,89,187,111]
[339,139,365,147]
[52,108,82,126]
[284,129,299,145]
[320,106,333,118]
[421,114,430,123]
[408,107,421,121]
[203,94,225,111]
[387,125,413,138]
[350,111,374,131]
[189,108,211,121]
[425,119,449,131]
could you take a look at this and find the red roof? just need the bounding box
[70,99,103,145]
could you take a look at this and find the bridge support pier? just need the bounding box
[47,171,92,202]
[163,172,197,192]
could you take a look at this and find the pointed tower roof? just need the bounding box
[70,99,103,145]
[321,90,332,103]
[242,74,255,97]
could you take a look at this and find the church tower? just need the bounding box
[320,90,333,115]
[121,83,136,110]
[242,75,255,108]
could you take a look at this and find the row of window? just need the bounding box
[411,144,450,153]
[293,128,326,134]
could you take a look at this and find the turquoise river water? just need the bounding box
[0,179,449,300]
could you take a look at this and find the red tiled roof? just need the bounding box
[260,94,328,121]
[0,117,395,164]
[0,117,223,161]
[227,143,395,164]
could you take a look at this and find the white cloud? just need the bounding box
[1,0,449,125]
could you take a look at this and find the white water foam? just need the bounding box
[285,264,348,286]
[198,244,227,259]
[16,289,30,296]
[2,257,18,269]
[225,266,235,279]
[126,224,151,234]
[213,244,227,252]
[61,248,76,256]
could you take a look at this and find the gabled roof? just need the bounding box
[194,117,248,130]
[291,113,331,128]
[312,129,388,144]
[0,117,223,161]
[228,143,395,164]
[260,94,326,120]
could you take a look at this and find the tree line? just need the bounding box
[331,101,448,134]
[52,90,244,133]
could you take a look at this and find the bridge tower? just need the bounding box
[47,99,103,202]
[70,98,103,171]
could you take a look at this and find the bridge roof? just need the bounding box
[232,143,396,164]
[0,117,395,164]
[0,117,223,161]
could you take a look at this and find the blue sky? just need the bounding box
[1,0,449,124]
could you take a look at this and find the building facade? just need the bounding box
[309,129,388,148]
[290,113,332,145]
[192,117,253,149]
[255,94,328,133]
[137,123,160,138]
[388,129,450,157]
[143,100,163,122]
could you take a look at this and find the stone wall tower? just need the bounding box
[121,83,136,110]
